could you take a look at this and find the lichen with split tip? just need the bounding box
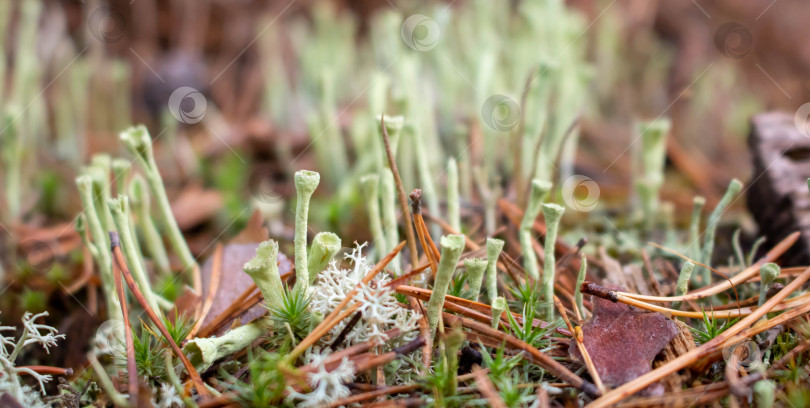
[426,234,466,335]
[120,125,197,275]
[119,124,153,164]
[243,239,284,309]
[307,232,341,284]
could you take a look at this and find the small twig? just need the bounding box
[110,232,210,398]
[381,115,419,269]
[16,366,73,376]
[329,311,363,351]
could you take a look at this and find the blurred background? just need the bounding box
[1,0,810,372]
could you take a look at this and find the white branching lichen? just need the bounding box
[286,351,355,408]
[0,312,66,408]
[309,243,422,348]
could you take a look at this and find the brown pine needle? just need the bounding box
[188,243,224,338]
[396,284,570,336]
[581,281,810,319]
[444,313,600,398]
[616,231,799,303]
[110,232,210,398]
[112,245,139,405]
[410,190,439,277]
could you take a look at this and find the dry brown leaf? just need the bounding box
[569,287,678,395]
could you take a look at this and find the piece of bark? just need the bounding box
[747,112,810,265]
[654,319,696,393]
[569,287,678,395]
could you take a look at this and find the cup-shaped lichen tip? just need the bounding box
[294,170,321,196]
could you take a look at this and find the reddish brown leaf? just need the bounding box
[569,287,677,395]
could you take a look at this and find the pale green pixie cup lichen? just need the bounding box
[574,254,587,318]
[699,179,742,286]
[360,174,386,261]
[111,158,130,196]
[485,238,504,302]
[380,169,400,272]
[758,263,780,307]
[521,179,552,280]
[183,319,268,372]
[292,170,320,293]
[490,296,507,329]
[463,257,487,302]
[753,379,776,408]
[687,196,706,278]
[541,203,565,319]
[307,232,341,284]
[426,234,466,335]
[243,240,284,309]
[673,261,695,310]
[635,118,670,230]
[447,158,461,233]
